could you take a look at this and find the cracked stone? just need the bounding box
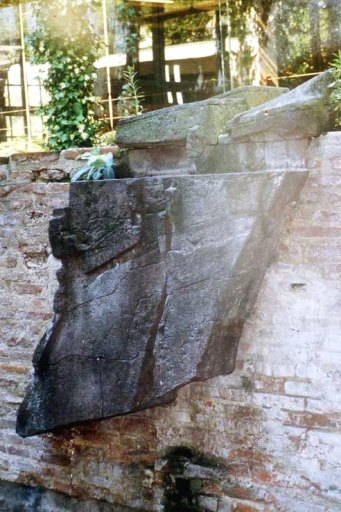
[17,171,307,437]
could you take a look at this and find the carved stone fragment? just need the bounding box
[17,171,307,437]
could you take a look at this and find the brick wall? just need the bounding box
[0,155,70,469]
[0,134,340,511]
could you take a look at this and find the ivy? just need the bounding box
[29,0,103,150]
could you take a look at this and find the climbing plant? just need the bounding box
[29,0,102,150]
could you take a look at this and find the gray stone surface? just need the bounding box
[116,72,335,176]
[127,144,195,177]
[203,71,336,174]
[116,86,288,148]
[17,170,307,437]
[0,481,135,512]
[223,70,335,142]
[116,86,288,176]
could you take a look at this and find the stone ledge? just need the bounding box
[116,86,287,149]
[3,146,118,183]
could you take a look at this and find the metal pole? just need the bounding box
[102,0,114,130]
[225,0,234,90]
[151,6,166,107]
[19,2,32,150]
[217,0,226,93]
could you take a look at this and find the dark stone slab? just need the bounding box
[0,480,135,512]
[17,170,307,437]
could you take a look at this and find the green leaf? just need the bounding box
[71,167,88,182]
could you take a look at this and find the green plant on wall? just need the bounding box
[330,50,341,128]
[71,148,115,181]
[29,0,102,150]
[117,65,143,117]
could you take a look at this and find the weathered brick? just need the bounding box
[15,284,43,296]
[232,504,260,512]
[60,146,118,160]
[284,380,320,398]
[0,185,16,197]
[283,411,341,430]
[253,375,286,394]
[0,365,29,375]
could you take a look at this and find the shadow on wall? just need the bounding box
[162,446,224,512]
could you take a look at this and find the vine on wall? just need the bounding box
[29,0,102,150]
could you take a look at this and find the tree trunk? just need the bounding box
[325,0,341,61]
[151,6,166,107]
[0,71,7,142]
[309,0,323,71]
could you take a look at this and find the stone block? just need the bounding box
[128,144,195,177]
[0,481,131,512]
[116,87,287,149]
[0,164,9,181]
[197,494,219,511]
[59,146,118,160]
[8,150,107,182]
[17,169,307,436]
[116,86,289,175]
[9,152,60,172]
[225,71,334,142]
[116,74,334,177]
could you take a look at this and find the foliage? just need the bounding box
[71,148,115,182]
[272,1,328,87]
[269,0,341,87]
[164,12,212,46]
[29,0,103,150]
[273,2,313,85]
[225,0,337,88]
[97,130,117,146]
[216,0,275,87]
[117,66,143,118]
[228,0,273,42]
[330,51,341,128]
[115,0,140,65]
